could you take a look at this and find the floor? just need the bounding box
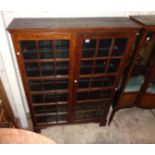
[41,108,155,144]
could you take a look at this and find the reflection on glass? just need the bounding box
[80,60,93,74]
[147,76,155,94]
[21,41,37,60]
[79,78,90,88]
[39,40,53,59]
[21,40,69,60]
[82,39,96,58]
[108,59,120,73]
[98,39,112,57]
[25,62,40,77]
[112,38,128,56]
[94,60,107,73]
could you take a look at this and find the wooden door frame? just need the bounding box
[11,31,75,129]
[72,31,137,124]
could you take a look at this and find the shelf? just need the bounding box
[80,73,118,78]
[34,111,68,117]
[78,86,114,92]
[32,101,68,106]
[24,58,69,63]
[81,56,127,61]
[28,75,69,80]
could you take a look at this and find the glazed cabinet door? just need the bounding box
[73,32,135,123]
[139,62,155,108]
[12,32,75,128]
[124,32,155,93]
[122,31,155,108]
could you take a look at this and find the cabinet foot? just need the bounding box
[34,128,41,133]
[108,109,116,125]
[99,120,107,126]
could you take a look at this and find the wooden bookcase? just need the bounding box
[8,17,139,132]
[109,15,155,124]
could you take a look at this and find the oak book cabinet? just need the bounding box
[8,18,139,131]
[109,15,155,124]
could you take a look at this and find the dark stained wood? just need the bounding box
[140,94,155,108]
[116,92,138,109]
[130,15,155,26]
[8,18,140,32]
[8,17,140,131]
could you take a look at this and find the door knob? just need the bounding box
[74,80,78,83]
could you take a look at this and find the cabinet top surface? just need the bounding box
[131,15,155,26]
[7,17,140,31]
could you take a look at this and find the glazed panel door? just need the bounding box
[13,33,75,127]
[124,32,155,93]
[73,32,135,123]
[138,62,155,108]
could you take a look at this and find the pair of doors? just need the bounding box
[12,31,134,127]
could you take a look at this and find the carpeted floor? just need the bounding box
[41,108,155,144]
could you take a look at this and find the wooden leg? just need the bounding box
[108,109,116,125]
[34,128,41,133]
[99,119,107,126]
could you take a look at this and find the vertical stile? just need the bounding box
[52,40,58,123]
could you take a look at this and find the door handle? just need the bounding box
[74,80,78,84]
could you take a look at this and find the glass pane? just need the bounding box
[57,114,68,123]
[85,112,95,119]
[55,62,69,75]
[89,90,111,99]
[147,75,155,94]
[38,40,53,59]
[94,60,107,74]
[96,111,105,117]
[91,76,115,87]
[29,80,56,91]
[99,90,111,99]
[36,115,57,124]
[32,94,43,103]
[55,40,69,50]
[36,116,47,124]
[91,77,103,87]
[21,41,37,60]
[78,92,88,100]
[112,38,128,56]
[125,32,155,92]
[55,79,68,89]
[34,104,68,114]
[75,112,85,120]
[107,59,121,73]
[55,40,69,58]
[57,104,68,112]
[125,75,145,92]
[46,115,57,124]
[56,93,68,101]
[76,102,97,111]
[43,80,55,90]
[44,94,56,102]
[80,60,93,74]
[34,105,57,114]
[29,80,42,91]
[98,39,112,57]
[78,78,90,88]
[82,39,96,58]
[103,76,115,87]
[41,62,54,76]
[25,62,40,77]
